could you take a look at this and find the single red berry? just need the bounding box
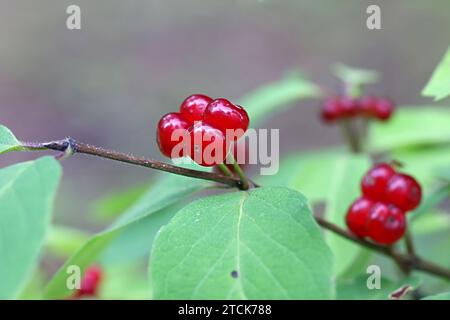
[358,95,378,117]
[321,97,342,123]
[374,97,394,121]
[366,203,406,245]
[75,265,103,297]
[203,98,249,140]
[385,173,422,212]
[361,163,396,201]
[179,94,213,124]
[346,197,375,237]
[157,113,190,158]
[338,96,358,117]
[189,122,230,167]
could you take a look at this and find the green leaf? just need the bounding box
[325,154,372,277]
[238,72,321,125]
[45,225,90,258]
[150,187,333,299]
[422,46,450,101]
[369,107,450,151]
[337,275,421,300]
[410,211,450,235]
[332,64,379,97]
[259,149,344,203]
[90,183,150,221]
[0,125,23,154]
[0,156,62,299]
[422,292,450,300]
[43,173,209,299]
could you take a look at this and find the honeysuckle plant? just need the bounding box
[1,47,450,300]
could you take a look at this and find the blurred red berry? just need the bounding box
[358,95,378,116]
[385,173,422,212]
[346,197,375,237]
[338,96,358,117]
[366,203,406,245]
[179,94,213,124]
[374,97,394,121]
[361,163,396,201]
[203,98,249,140]
[75,265,103,298]
[157,113,190,158]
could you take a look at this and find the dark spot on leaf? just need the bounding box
[231,270,238,278]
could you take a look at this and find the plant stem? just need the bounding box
[216,163,233,177]
[22,138,244,190]
[314,216,450,280]
[339,120,361,153]
[228,153,250,190]
[404,230,416,257]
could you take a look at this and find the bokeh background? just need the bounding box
[1,0,449,229]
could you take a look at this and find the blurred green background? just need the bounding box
[0,0,449,229]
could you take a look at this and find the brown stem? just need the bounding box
[22,138,244,190]
[339,120,361,153]
[314,216,450,280]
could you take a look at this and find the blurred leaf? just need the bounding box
[410,211,450,235]
[422,46,450,101]
[0,125,23,154]
[238,73,321,125]
[409,184,450,220]
[391,147,450,187]
[259,148,344,203]
[91,183,150,221]
[325,154,372,277]
[150,187,333,299]
[369,107,450,151]
[43,172,210,299]
[0,156,61,299]
[45,225,91,258]
[332,64,379,97]
[337,275,421,300]
[422,292,450,300]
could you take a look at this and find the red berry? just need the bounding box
[189,122,230,166]
[361,163,396,201]
[179,94,213,124]
[366,203,406,245]
[321,97,341,122]
[374,97,394,121]
[76,265,103,297]
[338,96,358,117]
[358,95,378,117]
[346,197,375,237]
[203,98,249,140]
[157,113,190,158]
[385,173,422,212]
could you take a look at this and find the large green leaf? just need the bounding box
[422,292,450,300]
[325,154,371,277]
[0,156,61,299]
[422,46,450,101]
[369,107,450,151]
[43,173,209,299]
[238,73,320,125]
[0,125,23,154]
[259,149,344,203]
[150,187,333,299]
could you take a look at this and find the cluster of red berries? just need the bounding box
[321,96,395,123]
[346,163,422,245]
[73,265,103,299]
[157,94,249,166]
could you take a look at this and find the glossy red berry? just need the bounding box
[203,98,249,140]
[361,163,396,201]
[385,173,422,212]
[179,94,213,124]
[157,113,190,158]
[366,203,406,245]
[346,197,375,237]
[189,122,230,166]
[75,265,103,297]
[373,97,394,121]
